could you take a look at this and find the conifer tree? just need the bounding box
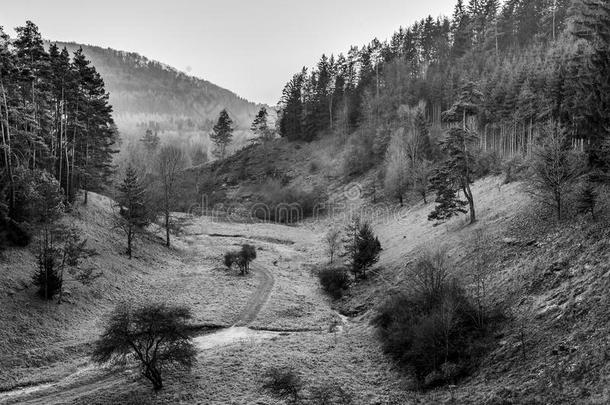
[429,128,478,224]
[279,70,305,140]
[210,109,233,159]
[251,107,273,143]
[341,217,381,280]
[116,166,150,259]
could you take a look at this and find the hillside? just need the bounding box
[52,42,265,141]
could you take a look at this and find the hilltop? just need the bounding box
[52,41,266,143]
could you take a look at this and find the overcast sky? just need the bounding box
[2,0,456,105]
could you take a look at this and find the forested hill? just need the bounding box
[52,42,263,136]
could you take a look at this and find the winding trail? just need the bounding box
[0,263,275,405]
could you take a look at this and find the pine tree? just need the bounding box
[278,70,305,140]
[251,107,273,143]
[429,128,478,224]
[452,0,472,57]
[570,0,610,149]
[210,109,233,159]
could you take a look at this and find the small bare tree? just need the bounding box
[413,159,433,204]
[156,145,188,247]
[527,123,584,221]
[469,229,493,328]
[325,228,341,264]
[411,247,450,306]
[93,303,197,391]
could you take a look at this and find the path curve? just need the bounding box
[0,264,275,405]
[233,263,274,326]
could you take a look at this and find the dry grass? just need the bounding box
[3,176,610,404]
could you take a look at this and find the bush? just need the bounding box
[502,155,528,184]
[474,150,502,178]
[343,129,377,177]
[12,167,64,224]
[262,366,303,404]
[374,250,499,388]
[224,244,257,275]
[0,216,31,248]
[317,267,350,299]
[92,303,197,391]
[224,251,238,269]
[251,180,325,223]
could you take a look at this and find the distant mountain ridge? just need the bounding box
[50,41,264,137]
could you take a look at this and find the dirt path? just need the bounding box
[233,264,274,326]
[0,264,276,405]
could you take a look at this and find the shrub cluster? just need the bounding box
[0,215,31,249]
[343,129,377,177]
[374,250,500,388]
[262,366,303,404]
[224,244,257,275]
[252,180,324,223]
[317,267,350,299]
[262,366,353,405]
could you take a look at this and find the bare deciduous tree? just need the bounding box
[527,123,584,221]
[325,227,341,264]
[156,145,187,247]
[469,229,493,328]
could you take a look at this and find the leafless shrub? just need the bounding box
[262,366,303,404]
[324,227,341,264]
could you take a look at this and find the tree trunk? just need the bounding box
[165,210,170,248]
[127,227,133,259]
[463,182,476,224]
[0,79,14,213]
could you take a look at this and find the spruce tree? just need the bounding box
[341,217,381,280]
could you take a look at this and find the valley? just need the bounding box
[2,175,609,403]
[1,1,609,404]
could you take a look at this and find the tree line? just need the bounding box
[0,21,118,221]
[277,0,608,160]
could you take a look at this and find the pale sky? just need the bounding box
[1,0,456,105]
